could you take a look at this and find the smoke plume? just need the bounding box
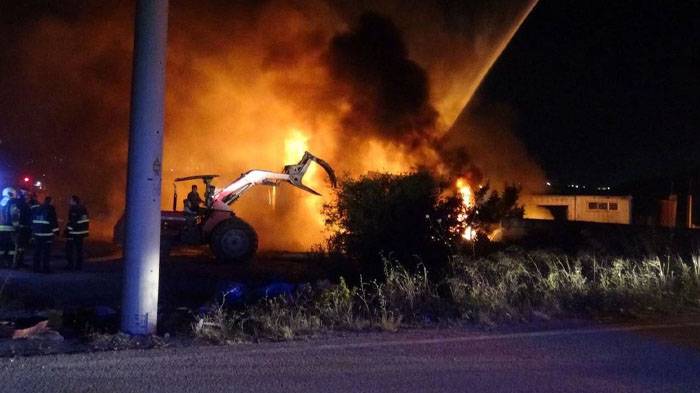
[327,12,437,148]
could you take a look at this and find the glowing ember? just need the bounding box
[455,177,477,241]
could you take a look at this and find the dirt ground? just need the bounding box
[1,240,334,310]
[0,240,341,356]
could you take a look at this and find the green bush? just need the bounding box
[323,171,455,278]
[323,172,526,278]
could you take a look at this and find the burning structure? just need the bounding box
[0,0,545,250]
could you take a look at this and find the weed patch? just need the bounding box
[195,251,700,343]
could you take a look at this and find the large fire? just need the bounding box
[455,178,477,241]
[157,1,544,250]
[3,1,546,247]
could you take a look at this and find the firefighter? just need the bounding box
[0,187,19,268]
[12,190,32,269]
[31,196,58,273]
[28,192,40,212]
[65,195,89,271]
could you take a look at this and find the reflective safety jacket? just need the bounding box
[0,197,18,234]
[32,204,59,239]
[66,205,90,238]
[29,198,40,213]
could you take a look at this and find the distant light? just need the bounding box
[34,181,42,187]
[546,181,552,187]
[23,177,30,183]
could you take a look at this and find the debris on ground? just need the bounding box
[217,281,247,305]
[0,318,65,345]
[11,320,51,339]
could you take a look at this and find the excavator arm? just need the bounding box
[213,151,337,207]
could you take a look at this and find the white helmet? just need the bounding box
[2,187,16,199]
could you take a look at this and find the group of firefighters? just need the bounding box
[0,187,89,273]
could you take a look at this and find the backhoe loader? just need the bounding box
[114,151,336,263]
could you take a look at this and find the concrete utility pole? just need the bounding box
[121,0,169,335]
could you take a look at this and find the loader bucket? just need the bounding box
[283,151,337,195]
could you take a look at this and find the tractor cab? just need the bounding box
[172,174,219,212]
[167,175,221,245]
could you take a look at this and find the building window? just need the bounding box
[609,203,618,210]
[588,202,597,210]
[598,202,608,210]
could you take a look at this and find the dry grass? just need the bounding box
[448,250,700,322]
[194,251,700,343]
[193,260,444,343]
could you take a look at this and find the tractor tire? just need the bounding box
[209,217,258,263]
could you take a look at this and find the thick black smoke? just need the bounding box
[327,12,437,148]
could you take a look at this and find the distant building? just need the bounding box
[529,195,632,225]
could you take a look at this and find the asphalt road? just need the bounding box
[2,323,700,393]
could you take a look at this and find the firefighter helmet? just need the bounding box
[2,187,16,199]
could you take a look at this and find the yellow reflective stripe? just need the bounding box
[0,226,15,232]
[33,220,50,224]
[77,219,90,224]
[52,228,60,232]
[34,233,54,237]
[69,230,89,235]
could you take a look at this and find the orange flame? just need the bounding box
[284,129,325,228]
[455,177,477,241]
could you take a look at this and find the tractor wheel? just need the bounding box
[209,217,258,263]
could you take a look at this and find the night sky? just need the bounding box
[475,0,699,186]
